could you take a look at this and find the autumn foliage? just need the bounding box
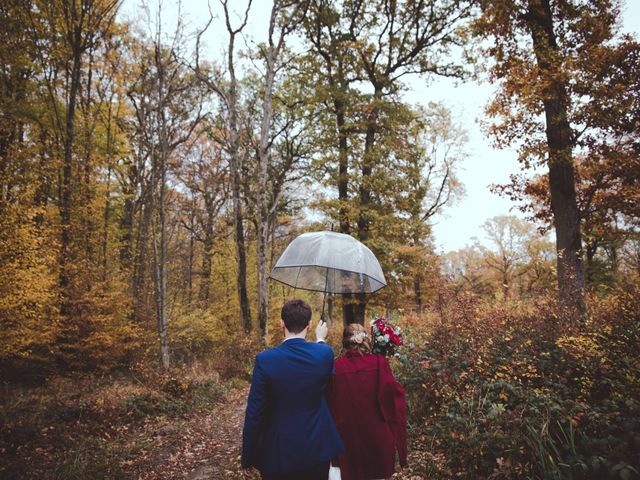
[1,0,639,479]
[397,282,640,479]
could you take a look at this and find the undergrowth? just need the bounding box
[397,283,640,479]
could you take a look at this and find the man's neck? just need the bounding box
[283,329,307,341]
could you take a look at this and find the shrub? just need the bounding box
[397,284,640,479]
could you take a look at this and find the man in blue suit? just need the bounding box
[241,299,344,480]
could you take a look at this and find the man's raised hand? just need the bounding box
[315,319,328,342]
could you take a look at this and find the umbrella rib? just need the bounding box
[293,266,302,290]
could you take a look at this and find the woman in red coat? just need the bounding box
[327,323,407,480]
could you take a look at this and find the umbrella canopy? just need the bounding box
[270,231,386,294]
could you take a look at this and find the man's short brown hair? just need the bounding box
[281,299,312,334]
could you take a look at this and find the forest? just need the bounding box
[1,0,639,479]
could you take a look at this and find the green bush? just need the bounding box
[397,284,640,479]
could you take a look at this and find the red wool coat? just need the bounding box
[327,351,408,480]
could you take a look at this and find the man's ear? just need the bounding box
[279,318,285,330]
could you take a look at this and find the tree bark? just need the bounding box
[225,9,252,333]
[256,5,279,342]
[186,197,195,307]
[134,191,152,320]
[349,91,381,326]
[101,101,115,281]
[153,21,170,369]
[59,35,82,317]
[414,276,423,315]
[199,234,214,304]
[526,0,586,317]
[101,167,112,281]
[119,170,135,270]
[335,99,356,325]
[335,98,350,235]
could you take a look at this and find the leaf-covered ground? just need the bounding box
[122,384,257,480]
[1,374,427,479]
[124,384,427,480]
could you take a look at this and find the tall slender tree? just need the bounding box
[255,0,309,341]
[128,4,207,367]
[195,0,253,332]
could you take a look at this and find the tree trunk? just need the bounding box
[101,102,114,281]
[134,194,152,319]
[59,44,82,316]
[199,235,213,304]
[585,240,597,286]
[502,268,510,298]
[156,134,170,369]
[349,91,381,326]
[414,276,423,315]
[101,166,112,281]
[153,27,170,369]
[608,243,618,284]
[81,49,96,263]
[527,0,585,317]
[336,98,356,326]
[335,98,350,235]
[119,174,135,270]
[187,203,195,307]
[342,301,354,326]
[257,223,268,339]
[353,295,366,325]
[227,33,252,333]
[256,8,278,341]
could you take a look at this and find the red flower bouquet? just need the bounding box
[370,317,403,357]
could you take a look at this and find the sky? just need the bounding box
[120,0,640,253]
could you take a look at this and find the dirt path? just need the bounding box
[122,383,425,480]
[123,384,258,480]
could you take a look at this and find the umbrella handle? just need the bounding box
[321,267,329,323]
[320,289,326,322]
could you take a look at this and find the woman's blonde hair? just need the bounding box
[342,323,372,355]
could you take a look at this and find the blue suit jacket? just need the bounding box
[241,338,345,474]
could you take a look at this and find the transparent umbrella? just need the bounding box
[270,231,386,320]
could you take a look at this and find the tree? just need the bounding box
[479,215,537,298]
[400,103,466,312]
[127,4,207,367]
[474,0,640,317]
[1,1,154,368]
[176,128,228,306]
[495,150,640,289]
[443,217,555,299]
[195,0,253,332]
[442,246,495,297]
[300,0,474,324]
[24,0,121,317]
[255,0,309,340]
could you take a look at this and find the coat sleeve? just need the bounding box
[241,354,269,469]
[377,355,408,467]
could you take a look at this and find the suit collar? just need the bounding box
[280,337,307,346]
